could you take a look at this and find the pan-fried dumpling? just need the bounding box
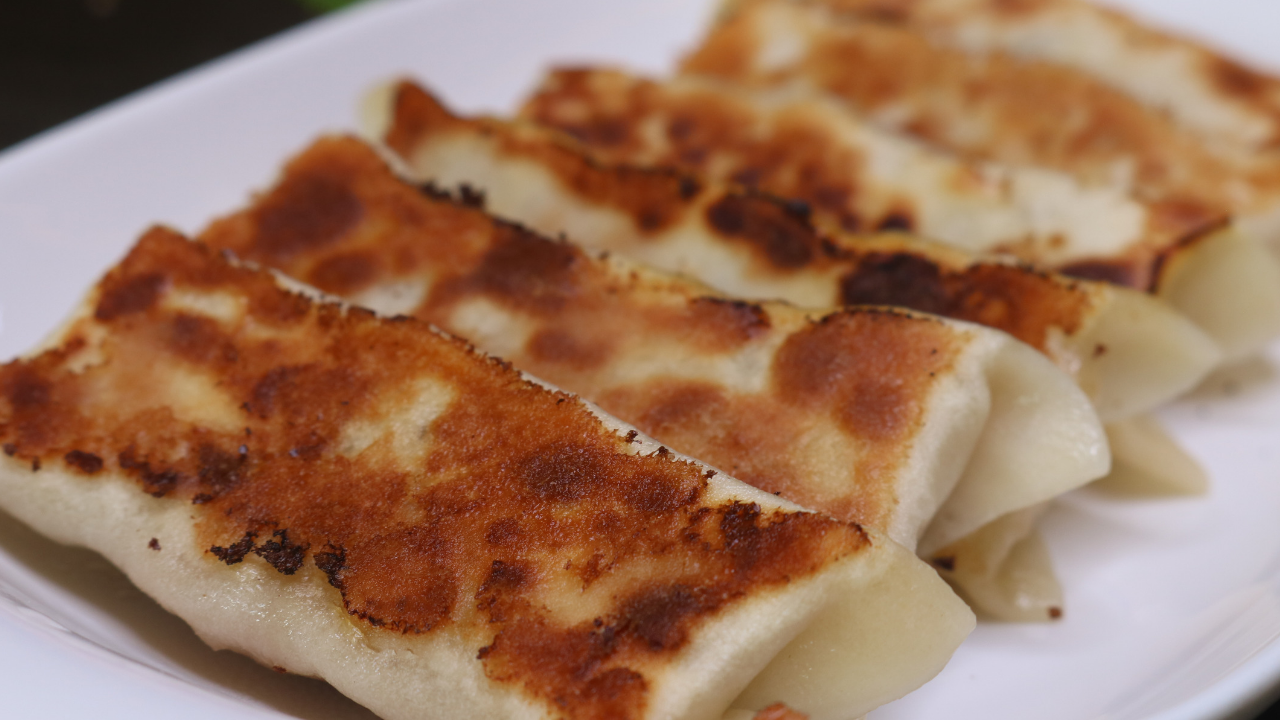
[677,0,1280,360]
[805,0,1280,159]
[371,81,1219,424]
[522,68,1196,272]
[0,227,974,720]
[816,0,1280,253]
[520,65,1280,363]
[199,135,1108,564]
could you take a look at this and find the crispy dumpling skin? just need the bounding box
[522,67,1200,275]
[804,0,1280,158]
[373,80,1219,422]
[0,227,975,720]
[200,134,1109,559]
[676,0,1280,359]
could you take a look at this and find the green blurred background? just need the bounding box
[0,0,366,151]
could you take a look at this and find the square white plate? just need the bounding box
[2,1,1280,718]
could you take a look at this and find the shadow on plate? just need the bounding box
[1182,354,1278,403]
[0,507,379,720]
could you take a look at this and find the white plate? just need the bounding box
[2,0,1280,718]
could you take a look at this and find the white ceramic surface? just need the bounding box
[1,1,1279,718]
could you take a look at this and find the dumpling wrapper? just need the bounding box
[200,134,1108,563]
[812,0,1280,254]
[515,71,1217,502]
[927,504,1061,622]
[0,227,975,720]
[677,0,1280,360]
[803,0,1280,167]
[370,82,1191,618]
[371,85,1113,617]
[522,68,1197,277]
[373,81,1218,424]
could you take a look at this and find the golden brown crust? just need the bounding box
[522,67,1228,291]
[523,68,898,236]
[677,1,1265,279]
[392,80,1100,350]
[809,0,1280,151]
[201,135,971,536]
[386,81,702,236]
[0,227,869,720]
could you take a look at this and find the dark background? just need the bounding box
[1,1,1279,719]
[0,0,324,150]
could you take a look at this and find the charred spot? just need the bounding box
[95,272,165,321]
[2,443,15,457]
[629,382,730,444]
[720,502,770,572]
[1048,606,1063,620]
[782,197,812,221]
[705,194,817,269]
[622,469,699,514]
[484,518,521,547]
[875,211,914,232]
[637,208,667,232]
[210,532,256,565]
[418,181,486,210]
[667,115,697,142]
[687,297,772,343]
[527,328,611,371]
[480,617,648,718]
[565,117,632,148]
[168,314,238,365]
[677,175,701,200]
[730,166,763,189]
[253,529,308,575]
[578,552,611,586]
[197,444,246,498]
[147,538,161,551]
[418,181,455,204]
[5,367,52,410]
[1212,57,1269,98]
[191,493,214,505]
[313,545,347,590]
[562,667,646,717]
[856,5,910,22]
[836,212,862,232]
[464,226,582,312]
[248,364,345,420]
[458,183,487,208]
[619,584,703,651]
[520,443,607,503]
[250,366,301,418]
[310,252,379,295]
[1059,259,1142,288]
[254,171,363,259]
[63,450,103,475]
[476,559,528,598]
[288,431,328,462]
[840,252,949,315]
